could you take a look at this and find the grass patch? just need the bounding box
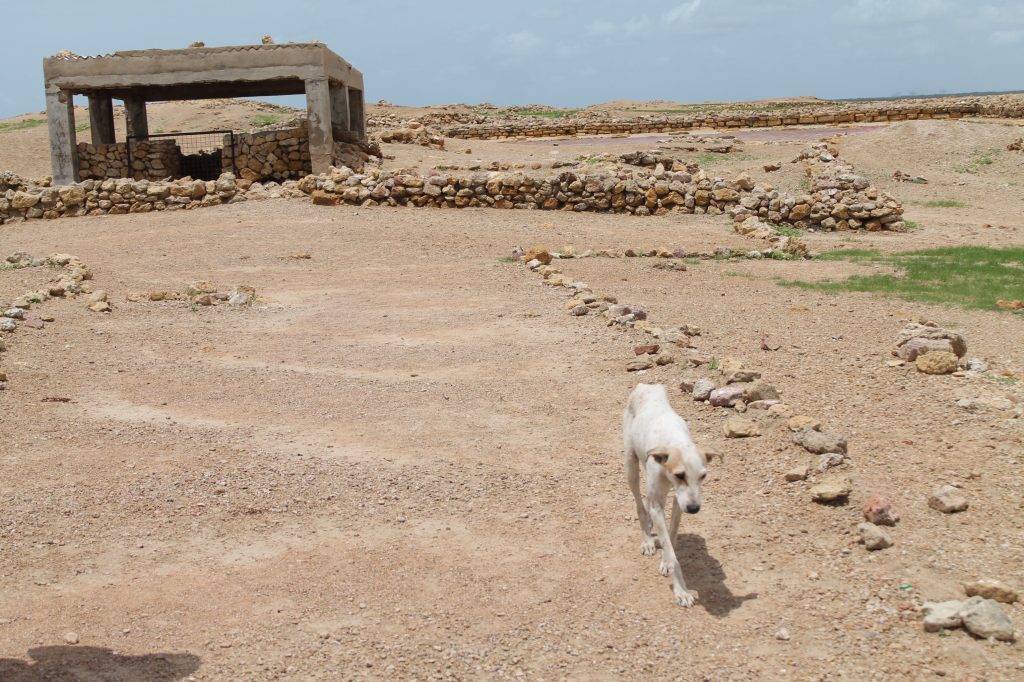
[75,122,90,132]
[921,199,967,209]
[788,246,1024,311]
[0,118,46,133]
[904,219,920,230]
[497,255,515,263]
[252,113,286,127]
[955,148,1001,173]
[774,225,801,238]
[695,152,752,166]
[516,109,579,118]
[683,258,701,265]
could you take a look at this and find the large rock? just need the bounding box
[857,522,894,551]
[723,416,760,438]
[862,495,900,526]
[810,476,852,503]
[959,596,1016,641]
[895,337,956,362]
[929,485,968,513]
[916,351,958,375]
[922,600,963,632]
[793,428,847,455]
[963,579,1019,605]
[692,379,716,401]
[709,386,745,407]
[895,322,967,358]
[743,380,780,402]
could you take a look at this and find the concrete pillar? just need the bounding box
[304,77,334,174]
[87,93,116,145]
[124,95,149,139]
[329,82,350,133]
[45,86,79,185]
[347,88,365,139]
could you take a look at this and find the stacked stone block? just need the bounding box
[77,140,180,181]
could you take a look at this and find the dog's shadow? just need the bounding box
[675,533,757,618]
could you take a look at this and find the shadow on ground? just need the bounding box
[677,533,758,618]
[0,646,200,681]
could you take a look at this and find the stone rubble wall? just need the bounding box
[442,104,978,140]
[1,174,243,223]
[298,165,904,231]
[77,140,180,181]
[222,128,311,182]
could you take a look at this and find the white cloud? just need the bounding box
[991,29,1024,45]
[837,0,953,22]
[589,19,617,36]
[664,0,702,25]
[624,16,652,35]
[500,31,543,52]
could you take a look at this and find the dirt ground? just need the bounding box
[2,115,1024,680]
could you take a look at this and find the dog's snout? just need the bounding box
[686,504,701,514]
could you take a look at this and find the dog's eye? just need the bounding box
[674,473,687,483]
[700,473,707,481]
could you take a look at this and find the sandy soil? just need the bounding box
[2,115,1024,680]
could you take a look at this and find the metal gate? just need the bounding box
[126,130,236,180]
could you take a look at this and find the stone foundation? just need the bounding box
[223,128,312,182]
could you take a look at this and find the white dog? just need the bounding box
[622,383,713,607]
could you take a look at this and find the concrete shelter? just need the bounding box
[42,43,365,184]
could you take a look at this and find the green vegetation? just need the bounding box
[774,225,801,238]
[786,247,1024,311]
[0,118,46,133]
[695,152,752,166]
[921,199,967,208]
[955,148,1001,173]
[904,219,920,230]
[75,122,90,133]
[516,109,579,118]
[252,113,286,126]
[497,255,515,263]
[708,357,720,370]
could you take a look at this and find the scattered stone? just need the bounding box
[725,370,761,384]
[816,452,845,472]
[64,632,79,645]
[857,522,894,551]
[956,396,1014,413]
[679,324,701,337]
[626,356,655,372]
[692,379,716,401]
[959,596,1016,642]
[965,357,989,372]
[709,386,746,407]
[743,380,779,402]
[963,579,1019,605]
[996,299,1023,311]
[810,476,852,503]
[652,260,688,271]
[763,163,781,172]
[525,246,552,265]
[916,351,958,375]
[88,301,111,313]
[922,601,964,633]
[784,466,809,482]
[228,285,256,307]
[39,314,55,322]
[3,308,25,320]
[723,416,760,438]
[85,290,108,305]
[655,354,676,366]
[634,344,660,355]
[747,399,780,410]
[0,319,15,332]
[793,428,847,455]
[862,495,900,526]
[774,628,790,641]
[895,322,967,358]
[786,415,820,432]
[570,304,588,316]
[929,485,968,513]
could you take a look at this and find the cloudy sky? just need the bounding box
[2,0,1022,118]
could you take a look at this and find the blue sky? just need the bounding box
[2,0,1023,118]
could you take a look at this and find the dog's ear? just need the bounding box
[700,446,723,465]
[647,447,670,465]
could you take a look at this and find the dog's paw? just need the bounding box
[659,558,672,577]
[640,537,657,556]
[673,586,695,608]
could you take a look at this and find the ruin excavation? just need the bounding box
[2,20,1024,682]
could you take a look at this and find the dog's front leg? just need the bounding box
[646,473,694,607]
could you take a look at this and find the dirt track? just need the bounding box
[2,118,1024,680]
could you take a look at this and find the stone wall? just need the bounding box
[1,174,242,223]
[299,165,904,231]
[223,128,311,182]
[442,104,978,140]
[77,140,180,181]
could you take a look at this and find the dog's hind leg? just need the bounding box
[625,451,657,555]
